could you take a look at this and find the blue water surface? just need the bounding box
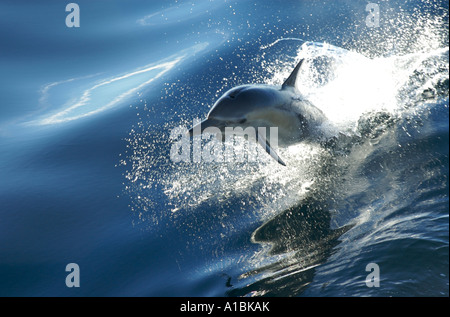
[0,0,448,297]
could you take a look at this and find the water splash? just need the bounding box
[262,41,448,134]
[123,40,448,227]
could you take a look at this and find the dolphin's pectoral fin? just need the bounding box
[256,130,286,166]
[282,59,304,90]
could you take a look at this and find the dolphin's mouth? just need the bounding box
[187,118,224,137]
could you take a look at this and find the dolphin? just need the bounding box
[188,59,330,166]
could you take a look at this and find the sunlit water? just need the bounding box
[0,0,448,296]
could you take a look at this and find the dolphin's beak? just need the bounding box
[188,118,224,137]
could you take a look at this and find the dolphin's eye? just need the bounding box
[228,92,237,99]
[228,87,244,99]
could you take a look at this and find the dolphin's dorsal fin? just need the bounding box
[282,59,304,90]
